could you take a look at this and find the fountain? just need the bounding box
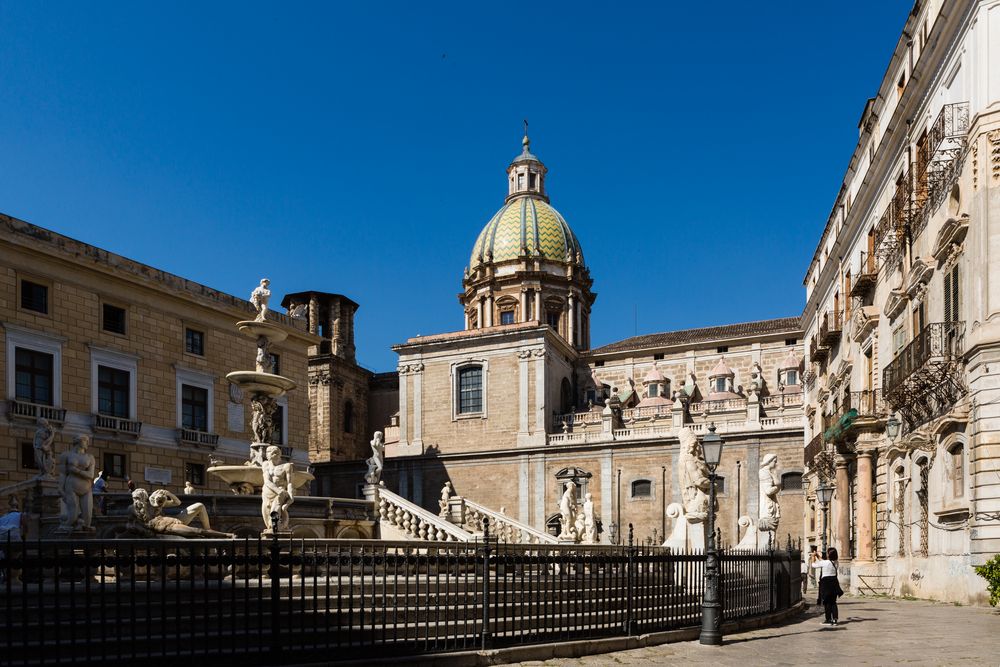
[207,278,313,511]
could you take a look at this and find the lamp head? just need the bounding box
[701,423,724,470]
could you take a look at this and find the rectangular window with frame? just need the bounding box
[272,404,285,445]
[269,353,280,375]
[457,366,483,414]
[20,280,48,314]
[185,462,206,486]
[103,452,127,479]
[892,324,906,356]
[15,347,54,405]
[500,310,515,325]
[784,370,798,386]
[20,441,38,470]
[98,365,130,418]
[182,384,209,431]
[102,303,127,335]
[546,311,560,330]
[185,328,205,356]
[944,265,960,323]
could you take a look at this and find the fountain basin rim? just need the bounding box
[236,320,289,344]
[207,464,314,490]
[226,371,296,395]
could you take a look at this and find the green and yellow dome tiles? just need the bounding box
[469,197,584,269]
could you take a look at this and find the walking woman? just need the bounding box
[812,547,844,625]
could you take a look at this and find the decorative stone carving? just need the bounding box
[261,445,294,533]
[56,435,96,533]
[183,481,196,495]
[734,515,759,551]
[364,431,385,485]
[438,481,453,518]
[129,488,233,538]
[678,427,712,523]
[250,278,271,322]
[558,481,578,541]
[32,417,56,479]
[757,453,780,532]
[250,395,278,446]
[255,335,273,374]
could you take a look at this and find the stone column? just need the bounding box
[398,367,408,445]
[476,299,483,329]
[835,456,851,558]
[412,365,423,446]
[519,289,528,323]
[856,449,874,562]
[485,294,493,327]
[464,311,470,330]
[534,290,542,324]
[308,296,319,335]
[567,294,576,345]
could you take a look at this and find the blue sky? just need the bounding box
[0,1,911,371]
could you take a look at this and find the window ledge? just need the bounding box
[933,506,969,523]
[454,412,485,421]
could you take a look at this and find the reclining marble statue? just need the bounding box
[129,488,234,538]
[56,435,95,533]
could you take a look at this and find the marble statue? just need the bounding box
[288,303,307,319]
[438,481,452,518]
[129,488,233,538]
[261,445,294,533]
[364,431,385,485]
[255,336,273,373]
[678,427,711,523]
[32,417,56,479]
[582,492,596,544]
[183,481,196,495]
[558,481,578,541]
[250,278,271,322]
[749,362,764,394]
[250,395,277,445]
[758,454,781,531]
[56,435,96,533]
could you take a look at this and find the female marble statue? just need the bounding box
[33,418,56,479]
[758,454,781,531]
[678,428,711,522]
[558,481,578,540]
[582,493,597,544]
[57,435,95,532]
[365,432,385,485]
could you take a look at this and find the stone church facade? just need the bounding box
[312,134,807,546]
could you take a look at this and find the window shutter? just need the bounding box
[943,270,953,322]
[952,265,960,323]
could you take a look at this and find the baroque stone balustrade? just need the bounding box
[376,487,472,542]
[548,414,802,445]
[462,498,558,544]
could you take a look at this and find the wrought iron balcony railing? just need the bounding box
[804,433,824,469]
[819,309,843,346]
[883,322,964,399]
[850,251,878,297]
[874,174,912,268]
[809,335,829,363]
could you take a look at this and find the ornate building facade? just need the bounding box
[314,133,807,547]
[801,0,999,605]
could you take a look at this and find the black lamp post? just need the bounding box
[816,482,834,556]
[699,423,725,646]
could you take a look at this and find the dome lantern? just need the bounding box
[506,121,548,203]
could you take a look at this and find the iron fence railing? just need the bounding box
[0,534,800,665]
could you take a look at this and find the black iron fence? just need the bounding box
[1,534,800,665]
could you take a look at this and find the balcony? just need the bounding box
[7,399,67,425]
[804,433,824,469]
[918,102,969,227]
[178,428,220,449]
[823,390,886,444]
[850,252,878,298]
[883,322,965,430]
[873,175,912,268]
[809,335,829,364]
[819,309,843,346]
[93,414,143,437]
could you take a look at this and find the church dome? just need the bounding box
[469,197,584,270]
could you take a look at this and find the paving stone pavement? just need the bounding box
[508,597,1000,666]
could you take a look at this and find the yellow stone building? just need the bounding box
[0,213,315,496]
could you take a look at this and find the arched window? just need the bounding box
[457,365,483,414]
[343,400,354,434]
[949,443,964,498]
[781,472,803,491]
[631,479,652,498]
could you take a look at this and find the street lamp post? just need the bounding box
[816,482,834,556]
[700,423,725,646]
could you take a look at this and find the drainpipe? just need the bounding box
[736,460,742,538]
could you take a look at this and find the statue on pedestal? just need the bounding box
[250,278,271,322]
[581,492,596,544]
[678,427,711,522]
[262,445,294,533]
[438,481,452,518]
[365,431,385,485]
[558,481,578,541]
[129,488,233,538]
[32,418,56,479]
[56,435,95,533]
[250,395,277,446]
[758,454,780,532]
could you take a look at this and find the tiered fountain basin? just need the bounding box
[206,464,313,491]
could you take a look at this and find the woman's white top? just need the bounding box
[812,559,838,578]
